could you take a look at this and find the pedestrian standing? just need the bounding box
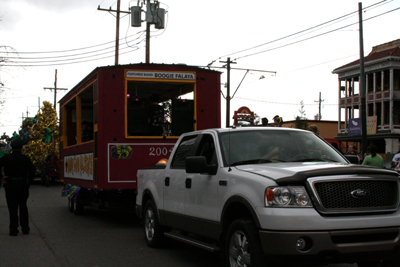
[273,115,283,127]
[309,125,318,135]
[330,142,343,154]
[261,118,269,126]
[391,143,400,172]
[362,145,384,168]
[0,138,36,236]
[148,94,164,136]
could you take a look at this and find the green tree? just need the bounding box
[23,101,59,171]
[0,133,8,149]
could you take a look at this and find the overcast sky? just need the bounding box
[1,0,399,135]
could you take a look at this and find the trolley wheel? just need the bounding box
[74,200,84,215]
[68,198,75,213]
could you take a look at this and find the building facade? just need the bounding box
[332,39,400,161]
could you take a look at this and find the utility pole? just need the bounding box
[314,92,324,120]
[220,58,236,128]
[131,1,165,63]
[359,2,368,158]
[215,60,276,128]
[115,0,121,65]
[44,69,68,112]
[146,21,150,63]
[98,0,130,65]
[21,107,30,122]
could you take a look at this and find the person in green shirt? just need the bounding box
[362,145,384,168]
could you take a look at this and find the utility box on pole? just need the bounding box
[131,6,142,27]
[131,1,165,28]
[146,2,157,24]
[155,8,165,29]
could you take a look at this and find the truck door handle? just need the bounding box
[185,178,192,189]
[165,177,170,186]
[219,180,227,186]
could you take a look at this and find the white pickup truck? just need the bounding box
[136,127,400,267]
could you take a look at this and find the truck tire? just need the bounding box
[143,200,164,248]
[359,255,399,267]
[357,262,381,267]
[226,218,265,267]
[68,198,75,213]
[382,252,400,267]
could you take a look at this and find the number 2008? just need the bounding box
[149,147,173,156]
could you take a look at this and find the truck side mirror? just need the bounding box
[186,156,217,175]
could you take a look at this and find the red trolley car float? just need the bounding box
[59,63,221,214]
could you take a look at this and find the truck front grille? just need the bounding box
[312,180,399,213]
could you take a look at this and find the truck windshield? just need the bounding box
[218,129,347,167]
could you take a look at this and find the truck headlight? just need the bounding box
[265,186,312,207]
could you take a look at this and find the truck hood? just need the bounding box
[234,162,398,185]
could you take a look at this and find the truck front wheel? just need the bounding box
[143,200,164,248]
[226,218,265,267]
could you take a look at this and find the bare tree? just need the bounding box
[294,101,308,130]
[0,46,6,115]
[0,45,17,115]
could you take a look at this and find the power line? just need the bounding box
[1,32,148,65]
[4,44,117,59]
[235,6,400,60]
[210,0,395,64]
[4,43,142,64]
[1,92,49,100]
[235,97,337,106]
[1,27,168,66]
[0,4,169,59]
[2,48,142,67]
[0,32,143,55]
[219,6,358,59]
[278,54,359,75]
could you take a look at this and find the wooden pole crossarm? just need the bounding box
[43,87,68,91]
[97,6,130,14]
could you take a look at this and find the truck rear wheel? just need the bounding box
[143,200,164,248]
[226,218,265,267]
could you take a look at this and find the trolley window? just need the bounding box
[126,81,194,137]
[63,83,94,147]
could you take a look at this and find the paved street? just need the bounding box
[0,182,357,267]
